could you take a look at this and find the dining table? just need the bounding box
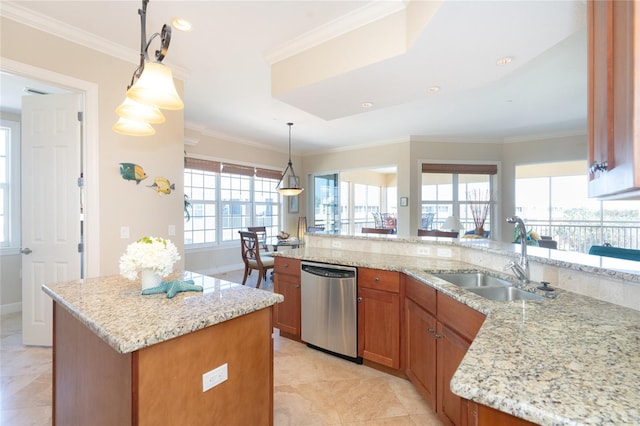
[267,237,304,252]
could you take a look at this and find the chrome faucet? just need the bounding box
[505,216,529,285]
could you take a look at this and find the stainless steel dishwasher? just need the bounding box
[300,261,361,363]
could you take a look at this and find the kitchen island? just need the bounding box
[274,233,640,425]
[42,272,283,426]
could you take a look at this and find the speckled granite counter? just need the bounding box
[274,243,640,425]
[42,271,283,354]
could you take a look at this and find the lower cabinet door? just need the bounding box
[274,273,301,339]
[405,298,437,409]
[437,321,471,426]
[357,286,400,368]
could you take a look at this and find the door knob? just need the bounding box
[357,297,363,302]
[20,248,32,255]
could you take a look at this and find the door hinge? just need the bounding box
[77,111,84,122]
[77,243,84,253]
[77,176,84,188]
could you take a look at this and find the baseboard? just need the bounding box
[0,302,22,315]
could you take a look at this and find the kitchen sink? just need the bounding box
[432,272,513,288]
[432,272,547,301]
[467,286,545,301]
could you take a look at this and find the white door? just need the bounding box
[21,93,82,346]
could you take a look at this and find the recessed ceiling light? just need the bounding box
[361,102,374,108]
[427,86,440,94]
[171,18,192,32]
[496,57,512,66]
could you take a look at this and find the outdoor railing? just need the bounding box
[524,220,640,253]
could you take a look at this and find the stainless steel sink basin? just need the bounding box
[467,286,545,301]
[432,272,512,288]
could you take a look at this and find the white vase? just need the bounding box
[141,269,162,291]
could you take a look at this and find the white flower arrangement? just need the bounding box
[119,236,180,281]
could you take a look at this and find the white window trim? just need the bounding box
[1,118,20,255]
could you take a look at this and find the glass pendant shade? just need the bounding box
[115,97,165,123]
[112,117,156,136]
[278,187,304,196]
[126,62,184,110]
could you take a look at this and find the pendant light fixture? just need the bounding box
[113,0,184,136]
[277,123,304,196]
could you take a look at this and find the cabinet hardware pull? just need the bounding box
[427,327,435,333]
[357,297,363,302]
[295,285,300,288]
[434,334,442,339]
[374,277,380,282]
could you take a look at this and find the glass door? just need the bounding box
[313,173,339,233]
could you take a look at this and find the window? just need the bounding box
[353,183,381,231]
[184,158,281,246]
[421,163,497,235]
[1,119,20,251]
[515,161,640,252]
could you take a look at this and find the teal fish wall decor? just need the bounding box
[148,177,175,194]
[119,163,148,184]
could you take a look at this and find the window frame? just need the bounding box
[184,157,281,248]
[420,162,499,236]
[1,118,20,254]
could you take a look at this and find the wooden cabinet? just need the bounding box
[588,0,640,199]
[357,268,401,369]
[54,303,274,425]
[273,257,301,340]
[405,298,437,407]
[467,401,537,426]
[436,293,485,426]
[404,275,486,426]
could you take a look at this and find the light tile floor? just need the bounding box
[0,269,441,425]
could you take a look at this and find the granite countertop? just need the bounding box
[275,246,640,425]
[42,271,284,354]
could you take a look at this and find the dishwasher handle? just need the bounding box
[301,264,355,279]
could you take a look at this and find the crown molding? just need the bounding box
[263,0,406,65]
[185,121,287,154]
[1,2,189,79]
[503,129,587,144]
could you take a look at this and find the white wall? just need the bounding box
[1,17,185,311]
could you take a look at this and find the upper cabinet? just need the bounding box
[588,0,640,199]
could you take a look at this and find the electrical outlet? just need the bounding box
[437,248,452,258]
[168,224,176,236]
[417,246,430,256]
[202,363,228,392]
[331,240,341,248]
[120,226,129,239]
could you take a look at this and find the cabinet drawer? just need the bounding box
[274,257,301,277]
[358,268,400,293]
[404,275,436,315]
[437,292,485,342]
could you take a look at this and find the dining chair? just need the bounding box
[417,229,459,238]
[421,213,435,230]
[238,231,275,288]
[247,226,269,251]
[371,212,383,228]
[362,227,394,234]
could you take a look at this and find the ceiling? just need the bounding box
[1,0,588,155]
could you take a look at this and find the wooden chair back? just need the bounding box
[417,229,459,238]
[238,231,274,288]
[362,227,394,234]
[247,226,268,251]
